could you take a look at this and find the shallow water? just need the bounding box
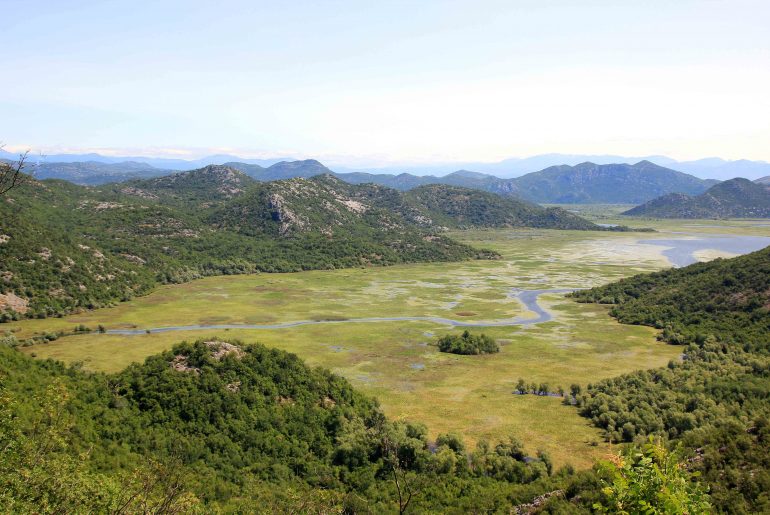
[106,288,574,335]
[639,235,770,267]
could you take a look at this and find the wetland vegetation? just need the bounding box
[8,223,733,468]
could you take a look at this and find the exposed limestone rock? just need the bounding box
[205,341,246,361]
[0,292,29,314]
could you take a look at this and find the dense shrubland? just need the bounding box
[2,338,610,512]
[570,245,770,512]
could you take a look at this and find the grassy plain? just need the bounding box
[13,221,768,467]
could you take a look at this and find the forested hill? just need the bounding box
[0,337,592,512]
[120,164,258,203]
[623,177,770,218]
[571,245,770,345]
[402,184,604,230]
[0,173,484,320]
[209,175,610,235]
[569,246,770,511]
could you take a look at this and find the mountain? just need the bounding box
[6,146,770,180]
[208,174,607,237]
[756,175,770,186]
[226,159,333,181]
[119,164,257,203]
[673,158,770,181]
[334,161,715,204]
[15,160,172,185]
[623,177,770,218]
[11,153,720,204]
[0,172,491,319]
[510,161,716,204]
[0,148,289,171]
[402,184,601,230]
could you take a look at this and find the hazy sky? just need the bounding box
[2,0,769,165]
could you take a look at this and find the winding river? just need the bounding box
[106,288,574,335]
[102,233,770,336]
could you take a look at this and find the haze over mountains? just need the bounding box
[5,150,732,205]
[4,147,770,181]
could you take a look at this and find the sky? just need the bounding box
[2,0,769,166]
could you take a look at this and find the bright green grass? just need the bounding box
[13,224,767,468]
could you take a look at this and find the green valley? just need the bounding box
[10,225,738,469]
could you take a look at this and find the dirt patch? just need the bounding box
[454,311,478,317]
[0,292,29,314]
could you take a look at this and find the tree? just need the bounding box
[594,438,711,514]
[515,378,527,394]
[0,145,29,195]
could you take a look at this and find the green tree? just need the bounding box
[594,438,711,514]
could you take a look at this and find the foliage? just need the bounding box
[403,183,604,230]
[0,339,577,512]
[570,245,770,512]
[594,438,711,514]
[437,330,499,355]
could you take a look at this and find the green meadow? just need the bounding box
[12,222,769,468]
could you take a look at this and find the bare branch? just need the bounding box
[0,144,30,195]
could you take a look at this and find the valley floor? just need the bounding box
[10,219,770,469]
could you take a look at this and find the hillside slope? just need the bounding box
[402,184,602,229]
[623,177,770,218]
[0,336,581,512]
[570,247,770,511]
[119,165,257,203]
[210,176,606,234]
[0,173,484,319]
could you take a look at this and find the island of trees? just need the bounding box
[437,330,499,355]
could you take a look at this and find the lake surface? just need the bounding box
[106,288,574,335]
[639,235,770,267]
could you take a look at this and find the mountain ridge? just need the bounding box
[6,146,769,180]
[623,177,770,218]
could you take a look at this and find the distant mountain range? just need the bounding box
[14,154,722,205]
[623,178,770,218]
[3,148,769,180]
